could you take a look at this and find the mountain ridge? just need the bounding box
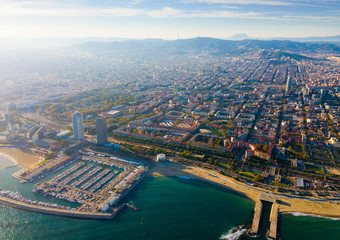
[74,37,340,56]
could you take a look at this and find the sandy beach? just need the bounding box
[0,148,41,170]
[150,162,340,218]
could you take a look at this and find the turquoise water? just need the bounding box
[280,213,340,240]
[0,155,339,240]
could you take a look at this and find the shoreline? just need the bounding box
[0,147,41,170]
[281,211,340,220]
[149,162,340,219]
[149,162,259,200]
[0,152,18,166]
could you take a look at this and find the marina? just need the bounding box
[87,170,116,192]
[51,162,85,182]
[60,164,94,185]
[4,148,149,219]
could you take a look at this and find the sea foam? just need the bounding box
[0,153,18,166]
[284,212,339,221]
[220,225,247,240]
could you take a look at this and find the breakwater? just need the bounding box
[249,197,280,239]
[268,202,279,239]
[250,199,263,234]
[0,195,118,220]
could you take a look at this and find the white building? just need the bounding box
[72,112,85,141]
[156,154,166,162]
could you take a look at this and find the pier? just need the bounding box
[250,199,263,234]
[0,195,117,220]
[250,196,280,239]
[268,201,279,239]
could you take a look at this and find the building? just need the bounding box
[96,117,108,145]
[320,89,327,100]
[56,130,71,140]
[296,178,304,188]
[72,112,85,141]
[32,126,46,141]
[5,106,11,122]
[27,126,39,139]
[156,153,166,162]
[285,76,292,94]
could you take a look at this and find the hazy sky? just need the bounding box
[0,0,339,39]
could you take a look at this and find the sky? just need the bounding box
[0,0,339,39]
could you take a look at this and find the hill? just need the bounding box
[74,37,340,57]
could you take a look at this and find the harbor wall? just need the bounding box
[0,196,115,220]
[250,200,263,234]
[268,202,279,239]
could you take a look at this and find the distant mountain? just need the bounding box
[0,37,129,49]
[269,35,340,43]
[233,39,340,54]
[229,34,249,40]
[74,37,340,57]
[2,35,339,50]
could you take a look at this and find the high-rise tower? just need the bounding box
[96,117,108,145]
[72,112,84,141]
[285,76,292,94]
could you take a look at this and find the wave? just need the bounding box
[220,225,247,240]
[283,212,340,220]
[0,153,17,166]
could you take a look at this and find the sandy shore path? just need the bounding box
[149,162,340,218]
[0,148,41,170]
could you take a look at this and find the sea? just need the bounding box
[0,155,339,240]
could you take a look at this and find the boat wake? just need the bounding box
[284,212,339,220]
[220,225,247,240]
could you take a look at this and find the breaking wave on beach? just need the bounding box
[219,225,247,240]
[284,212,339,220]
[0,153,18,167]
